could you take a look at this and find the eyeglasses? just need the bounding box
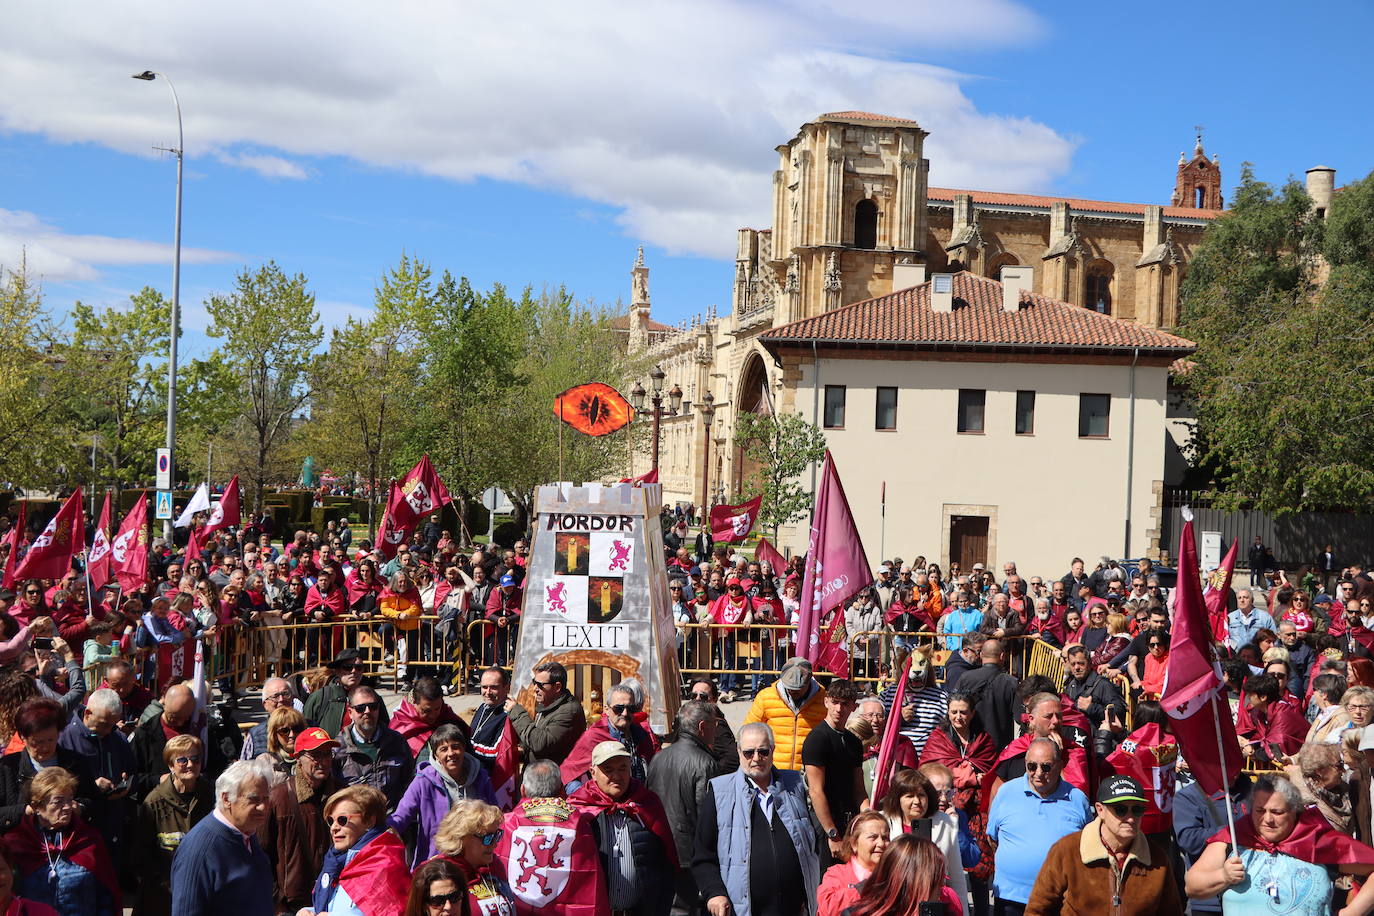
[339,664,364,672]
[690,692,713,702]
[265,690,294,703]
[426,891,464,908]
[1108,803,1146,818]
[327,814,355,828]
[741,747,772,758]
[477,829,503,847]
[44,796,76,811]
[610,703,641,715]
[351,702,381,713]
[1025,761,1055,774]
[276,725,305,735]
[173,755,201,767]
[1347,703,1373,711]
[1148,642,1164,649]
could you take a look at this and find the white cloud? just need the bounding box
[215,151,310,180]
[0,208,235,284]
[0,0,1073,259]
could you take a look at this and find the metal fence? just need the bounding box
[1163,488,1374,569]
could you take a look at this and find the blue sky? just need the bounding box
[1,0,1369,359]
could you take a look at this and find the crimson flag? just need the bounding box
[13,490,84,582]
[201,475,241,540]
[391,455,452,529]
[798,452,871,675]
[111,493,150,591]
[2,499,26,591]
[755,537,786,575]
[871,655,912,806]
[618,468,659,485]
[709,495,762,544]
[1160,511,1243,796]
[494,796,609,916]
[1204,538,1238,643]
[375,482,411,561]
[87,494,113,591]
[1104,723,1178,835]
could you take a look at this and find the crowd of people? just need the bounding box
[2,507,1374,915]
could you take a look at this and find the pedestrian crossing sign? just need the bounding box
[155,490,174,520]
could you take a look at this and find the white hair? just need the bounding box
[86,688,123,718]
[521,760,564,798]
[739,722,775,749]
[612,677,644,707]
[261,677,293,701]
[216,758,273,807]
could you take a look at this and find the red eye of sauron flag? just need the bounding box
[553,383,633,437]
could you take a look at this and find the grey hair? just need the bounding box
[521,760,564,798]
[216,758,274,807]
[85,688,123,718]
[675,700,714,736]
[858,696,884,712]
[1253,774,1304,812]
[615,677,645,707]
[739,722,775,750]
[1027,736,1061,764]
[261,677,293,701]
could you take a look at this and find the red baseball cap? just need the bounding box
[727,577,743,588]
[294,727,340,755]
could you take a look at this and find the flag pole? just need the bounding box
[879,480,886,562]
[1208,690,1239,844]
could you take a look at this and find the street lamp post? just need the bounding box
[698,393,715,513]
[133,70,183,542]
[628,366,682,473]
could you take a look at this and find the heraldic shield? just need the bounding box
[511,482,681,733]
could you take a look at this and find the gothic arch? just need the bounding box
[732,351,772,496]
[986,252,1019,279]
[853,199,878,250]
[1086,259,1114,314]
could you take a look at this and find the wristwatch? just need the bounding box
[826,827,839,840]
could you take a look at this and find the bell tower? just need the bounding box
[1172,129,1223,210]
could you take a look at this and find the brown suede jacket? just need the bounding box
[1025,818,1184,916]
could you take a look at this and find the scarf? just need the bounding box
[1209,808,1374,866]
[4,815,121,912]
[313,826,384,913]
[710,594,750,627]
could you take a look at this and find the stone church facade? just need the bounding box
[617,111,1330,557]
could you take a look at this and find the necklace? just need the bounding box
[43,828,70,881]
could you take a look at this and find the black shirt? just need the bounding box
[801,720,862,822]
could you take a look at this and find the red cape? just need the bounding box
[4,816,120,913]
[568,779,679,869]
[305,583,347,617]
[1104,723,1178,834]
[709,593,751,628]
[493,797,609,916]
[559,717,659,785]
[980,733,1092,813]
[344,572,382,605]
[921,724,998,777]
[388,699,471,757]
[1209,808,1374,866]
[338,830,410,916]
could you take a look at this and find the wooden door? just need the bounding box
[950,515,989,571]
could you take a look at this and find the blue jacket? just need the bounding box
[170,814,273,916]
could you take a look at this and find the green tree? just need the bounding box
[64,288,170,491]
[204,262,322,512]
[1179,166,1374,512]
[177,351,244,486]
[732,411,827,537]
[307,254,427,535]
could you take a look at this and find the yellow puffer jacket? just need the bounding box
[743,683,829,771]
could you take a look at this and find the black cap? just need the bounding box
[1096,774,1147,805]
[326,648,363,669]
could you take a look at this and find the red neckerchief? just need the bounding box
[1210,808,1374,866]
[567,779,680,869]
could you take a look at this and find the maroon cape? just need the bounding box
[304,583,347,618]
[388,699,471,757]
[568,779,679,869]
[338,830,410,916]
[4,816,120,913]
[559,717,659,785]
[1209,808,1374,866]
[492,797,608,916]
[920,723,998,797]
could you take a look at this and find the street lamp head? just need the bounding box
[649,365,665,394]
[132,71,157,81]
[668,384,683,414]
[629,381,646,411]
[700,391,716,421]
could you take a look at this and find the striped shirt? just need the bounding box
[878,682,948,755]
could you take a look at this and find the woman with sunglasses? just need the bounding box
[262,706,307,776]
[1138,631,1170,700]
[133,734,212,916]
[304,785,409,916]
[428,800,515,916]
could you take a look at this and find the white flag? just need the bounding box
[174,484,211,528]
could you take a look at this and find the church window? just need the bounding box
[1195,186,1206,208]
[854,199,878,250]
[1086,263,1113,315]
[824,385,847,429]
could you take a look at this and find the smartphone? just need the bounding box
[909,817,933,843]
[918,903,948,916]
[32,637,53,651]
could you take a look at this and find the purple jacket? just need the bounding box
[387,757,497,866]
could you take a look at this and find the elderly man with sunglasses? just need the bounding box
[559,679,659,790]
[1025,774,1183,915]
[332,685,413,810]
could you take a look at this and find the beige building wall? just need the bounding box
[783,353,1171,576]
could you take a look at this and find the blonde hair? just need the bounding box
[26,766,78,809]
[267,706,307,756]
[1106,613,1128,636]
[324,784,387,828]
[433,799,503,856]
[162,734,204,767]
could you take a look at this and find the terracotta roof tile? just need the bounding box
[761,272,1196,355]
[609,313,673,333]
[927,187,1221,221]
[820,111,922,125]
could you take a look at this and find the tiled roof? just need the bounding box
[927,187,1221,221]
[761,272,1196,355]
[819,111,921,125]
[609,313,673,333]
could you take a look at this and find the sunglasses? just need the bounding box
[478,829,503,847]
[610,703,641,715]
[173,755,201,767]
[351,702,381,713]
[741,747,772,758]
[426,891,464,908]
[1025,761,1055,774]
[690,692,713,702]
[531,679,554,688]
[1108,803,1146,818]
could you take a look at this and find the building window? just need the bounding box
[1079,393,1111,438]
[854,199,878,250]
[957,389,985,434]
[1015,390,1035,435]
[1086,262,1113,315]
[824,385,847,429]
[876,387,897,430]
